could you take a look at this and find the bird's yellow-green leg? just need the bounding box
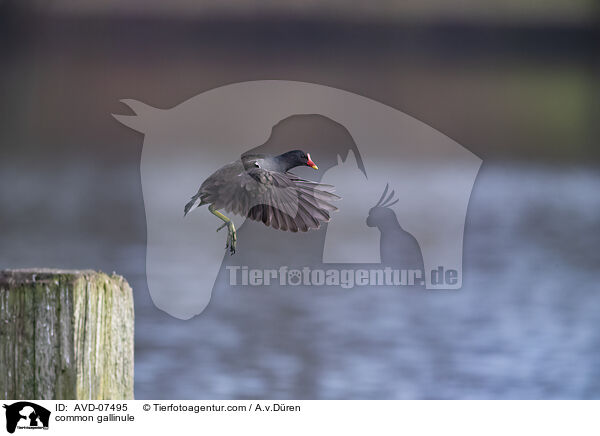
[209,205,237,254]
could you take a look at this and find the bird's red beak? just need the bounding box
[306,153,318,170]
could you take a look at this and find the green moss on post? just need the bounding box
[0,269,134,400]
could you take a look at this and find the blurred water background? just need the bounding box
[1,0,599,398]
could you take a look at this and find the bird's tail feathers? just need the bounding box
[184,194,203,216]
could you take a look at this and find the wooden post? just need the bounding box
[0,269,134,400]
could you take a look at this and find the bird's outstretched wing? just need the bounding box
[199,163,339,232]
[245,168,340,232]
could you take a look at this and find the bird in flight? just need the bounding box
[184,150,340,254]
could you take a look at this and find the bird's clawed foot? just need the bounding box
[226,222,237,255]
[217,221,237,255]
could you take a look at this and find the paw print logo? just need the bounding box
[287,270,302,286]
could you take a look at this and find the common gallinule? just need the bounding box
[184,150,339,254]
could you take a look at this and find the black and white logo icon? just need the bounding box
[2,402,50,434]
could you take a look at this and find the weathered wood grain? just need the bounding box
[0,269,134,399]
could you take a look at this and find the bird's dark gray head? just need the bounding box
[278,150,319,171]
